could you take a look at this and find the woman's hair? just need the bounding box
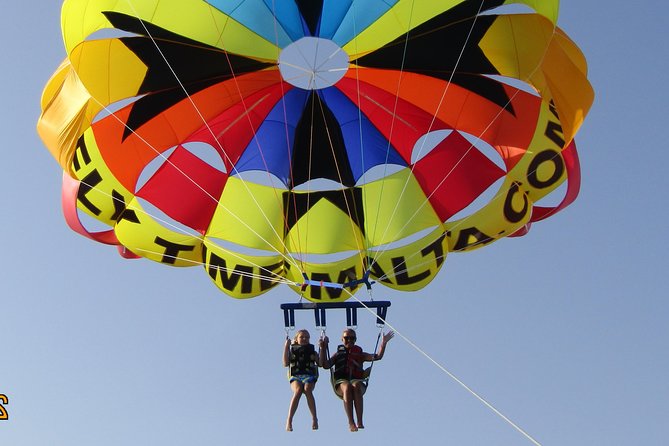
[292,329,311,344]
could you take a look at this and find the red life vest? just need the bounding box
[333,345,364,380]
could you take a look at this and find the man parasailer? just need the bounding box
[319,329,394,431]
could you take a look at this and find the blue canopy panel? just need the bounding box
[233,88,309,185]
[319,87,407,182]
[205,0,400,51]
[207,0,304,48]
[321,0,400,47]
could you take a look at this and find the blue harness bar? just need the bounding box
[280,301,391,330]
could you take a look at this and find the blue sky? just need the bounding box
[1,1,667,445]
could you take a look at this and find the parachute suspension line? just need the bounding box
[118,0,306,278]
[349,5,366,255]
[344,292,542,446]
[414,0,487,162]
[82,97,304,280]
[269,13,318,273]
[347,2,369,260]
[303,94,317,269]
[365,0,418,264]
[362,82,539,272]
[298,94,369,273]
[315,95,368,267]
[347,3,376,262]
[373,252,444,285]
[214,8,308,278]
[121,0,305,275]
[387,15,564,243]
[67,166,300,282]
[268,0,309,276]
[366,0,488,271]
[366,1,563,269]
[116,245,292,284]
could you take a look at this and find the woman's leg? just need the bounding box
[352,381,365,429]
[303,381,318,429]
[286,380,304,431]
[338,382,358,431]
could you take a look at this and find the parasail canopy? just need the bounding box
[38,0,594,301]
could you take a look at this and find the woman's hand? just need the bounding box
[382,331,395,345]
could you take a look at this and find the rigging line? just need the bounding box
[132,249,294,290]
[313,94,369,269]
[367,111,569,283]
[86,94,302,274]
[410,3,489,162]
[302,92,316,266]
[122,0,303,272]
[127,246,294,286]
[276,8,321,267]
[366,0,418,260]
[261,5,322,278]
[442,140,570,232]
[371,141,573,283]
[383,62,564,245]
[368,0,488,270]
[307,3,392,272]
[345,2,380,260]
[348,5,371,258]
[345,291,542,446]
[268,0,308,275]
[70,173,296,280]
[368,6,563,268]
[373,249,445,284]
[338,87,505,262]
[121,10,303,275]
[271,90,316,272]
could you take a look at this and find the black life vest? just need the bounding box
[289,344,318,376]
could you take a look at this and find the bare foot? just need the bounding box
[312,419,319,430]
[357,423,365,429]
[349,423,358,432]
[286,422,293,432]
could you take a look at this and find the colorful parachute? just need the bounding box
[38,0,593,301]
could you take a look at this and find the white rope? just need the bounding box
[347,292,543,446]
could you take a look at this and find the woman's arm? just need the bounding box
[366,331,394,361]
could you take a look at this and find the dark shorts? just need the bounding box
[334,378,364,388]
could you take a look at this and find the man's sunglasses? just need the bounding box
[343,336,356,341]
